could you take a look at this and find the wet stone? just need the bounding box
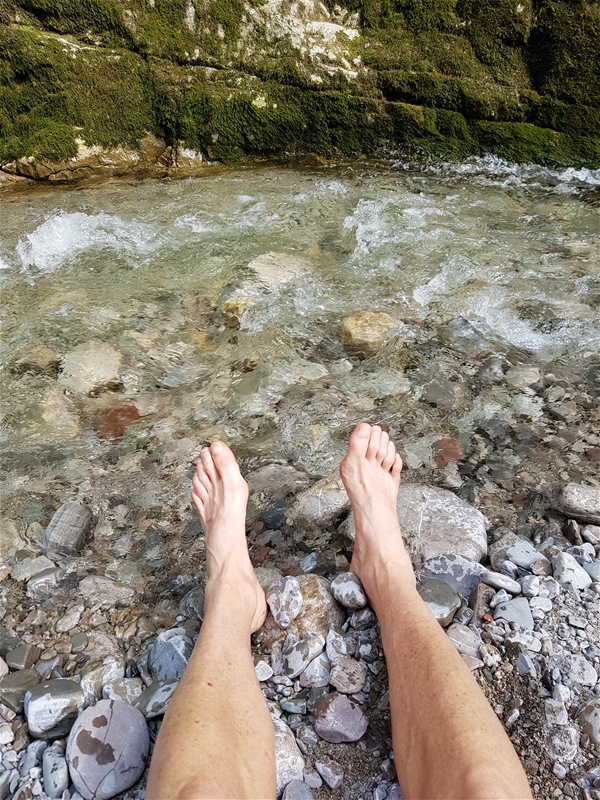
[329,657,367,694]
[148,628,193,682]
[315,757,344,789]
[66,699,149,800]
[58,340,122,395]
[42,744,69,799]
[135,680,178,719]
[0,631,24,658]
[0,670,41,714]
[267,577,303,629]
[11,556,56,583]
[6,645,42,671]
[493,597,535,631]
[70,633,88,654]
[26,569,63,602]
[329,573,367,609]
[43,502,92,558]
[282,780,314,800]
[283,636,325,680]
[553,552,593,590]
[286,475,349,530]
[24,679,84,740]
[79,576,135,609]
[418,579,461,626]
[314,692,367,743]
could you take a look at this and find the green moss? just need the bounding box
[457,0,532,66]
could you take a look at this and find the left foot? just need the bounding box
[192,441,266,632]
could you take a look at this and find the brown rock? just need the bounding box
[314,692,367,743]
[96,404,141,440]
[15,345,61,376]
[433,438,464,468]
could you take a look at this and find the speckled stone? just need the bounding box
[329,657,367,694]
[554,483,600,524]
[417,554,486,598]
[266,577,303,629]
[299,653,330,689]
[418,579,461,626]
[314,692,367,743]
[329,573,367,609]
[273,715,305,797]
[80,655,125,703]
[325,629,355,664]
[42,744,69,799]
[24,679,84,740]
[148,628,193,682]
[135,679,178,719]
[66,699,149,800]
[283,636,325,680]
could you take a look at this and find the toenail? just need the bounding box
[211,441,223,452]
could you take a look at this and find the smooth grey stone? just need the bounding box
[554,483,600,524]
[283,636,325,679]
[0,631,24,658]
[346,485,487,567]
[286,475,349,530]
[0,669,40,713]
[315,757,343,789]
[529,596,552,613]
[520,575,540,597]
[553,552,592,590]
[454,605,473,625]
[148,629,193,682]
[583,560,600,582]
[6,644,42,671]
[267,577,303,629]
[282,780,314,800]
[447,623,482,659]
[481,569,521,594]
[44,502,92,557]
[67,699,149,800]
[303,769,322,788]
[135,680,178,719]
[493,597,535,630]
[281,696,308,714]
[314,692,367,743]
[26,568,64,602]
[419,579,461,626]
[273,715,305,797]
[70,633,88,654]
[567,654,598,687]
[578,696,600,756]
[490,589,511,608]
[19,740,47,776]
[24,679,85,740]
[329,573,367,609]
[178,582,206,621]
[417,554,486,598]
[42,745,69,799]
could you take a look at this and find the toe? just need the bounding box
[191,489,205,519]
[376,430,390,464]
[210,440,241,480]
[366,425,382,459]
[201,447,217,483]
[192,474,209,503]
[392,453,403,480]
[382,441,396,471]
[348,423,372,457]
[195,460,212,492]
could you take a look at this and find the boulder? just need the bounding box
[66,699,149,800]
[58,340,122,394]
[24,679,85,739]
[345,485,487,568]
[273,715,305,798]
[342,311,399,356]
[286,475,350,530]
[553,483,600,524]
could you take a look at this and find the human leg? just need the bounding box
[146,442,276,800]
[340,423,532,800]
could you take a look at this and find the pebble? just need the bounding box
[545,699,568,726]
[25,568,64,602]
[79,576,135,609]
[24,679,85,740]
[19,741,47,776]
[493,597,535,630]
[286,475,350,530]
[299,653,330,689]
[0,723,13,745]
[70,633,88,654]
[329,657,367,694]
[67,699,149,800]
[329,573,367,609]
[553,553,593,590]
[350,608,376,630]
[481,568,521,594]
[520,575,540,597]
[148,628,193,682]
[80,655,125,703]
[418,579,461,626]
[314,692,367,743]
[55,605,84,634]
[315,757,344,789]
[135,680,178,719]
[255,660,274,682]
[447,624,482,659]
[282,780,314,800]
[267,577,304,629]
[43,502,92,558]
[283,636,325,680]
[42,744,69,799]
[0,658,7,679]
[325,629,355,663]
[178,583,206,621]
[584,561,600,582]
[567,654,598,687]
[303,769,322,788]
[0,670,41,714]
[6,645,42,671]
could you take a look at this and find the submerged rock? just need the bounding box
[44,501,92,558]
[342,311,400,356]
[58,340,122,394]
[148,628,194,682]
[286,475,350,530]
[248,252,311,287]
[66,699,149,800]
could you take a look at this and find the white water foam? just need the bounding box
[16,211,164,273]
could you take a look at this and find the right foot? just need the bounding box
[192,441,267,633]
[340,423,414,598]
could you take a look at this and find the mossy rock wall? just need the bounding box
[1,0,599,172]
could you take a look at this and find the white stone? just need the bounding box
[273,715,305,797]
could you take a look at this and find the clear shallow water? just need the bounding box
[1,156,599,516]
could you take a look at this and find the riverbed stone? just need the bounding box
[418,579,461,626]
[552,552,593,590]
[567,655,598,687]
[26,568,64,602]
[58,340,122,395]
[248,252,311,287]
[148,628,194,682]
[489,533,551,574]
[329,573,367,609]
[80,655,126,703]
[0,669,40,713]
[66,699,149,800]
[24,679,84,739]
[342,311,399,356]
[286,475,350,530]
[6,644,42,671]
[447,624,482,659]
[493,597,535,630]
[481,568,521,594]
[315,758,343,789]
[584,560,600,582]
[329,657,367,694]
[178,583,206,621]
[11,555,56,583]
[42,744,69,799]
[273,715,305,798]
[314,692,367,743]
[267,577,303,629]
[299,653,330,688]
[283,636,325,679]
[345,485,487,568]
[325,629,356,664]
[553,483,600,524]
[79,575,135,609]
[44,502,92,558]
[578,696,600,756]
[417,554,486,598]
[282,780,314,800]
[135,680,178,719]
[102,677,144,705]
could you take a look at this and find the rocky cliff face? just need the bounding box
[1,0,599,182]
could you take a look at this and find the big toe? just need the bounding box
[210,440,241,479]
[348,423,372,457]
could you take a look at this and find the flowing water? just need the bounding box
[1,156,599,543]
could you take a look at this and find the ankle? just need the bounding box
[358,556,417,613]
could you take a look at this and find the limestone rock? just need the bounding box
[135,680,178,719]
[418,579,461,626]
[286,475,350,530]
[44,502,92,558]
[248,252,311,287]
[578,696,600,756]
[493,597,534,630]
[447,624,482,660]
[554,483,600,524]
[79,576,135,609]
[24,679,85,739]
[58,340,122,394]
[346,485,487,568]
[102,678,144,705]
[417,554,486,598]
[342,311,399,356]
[66,699,149,800]
[329,573,367,609]
[267,577,303,629]
[552,552,593,590]
[273,715,305,798]
[315,758,343,789]
[282,780,314,800]
[283,636,325,679]
[42,744,69,799]
[314,692,367,743]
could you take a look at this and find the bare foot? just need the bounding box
[340,423,414,598]
[192,441,266,632]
